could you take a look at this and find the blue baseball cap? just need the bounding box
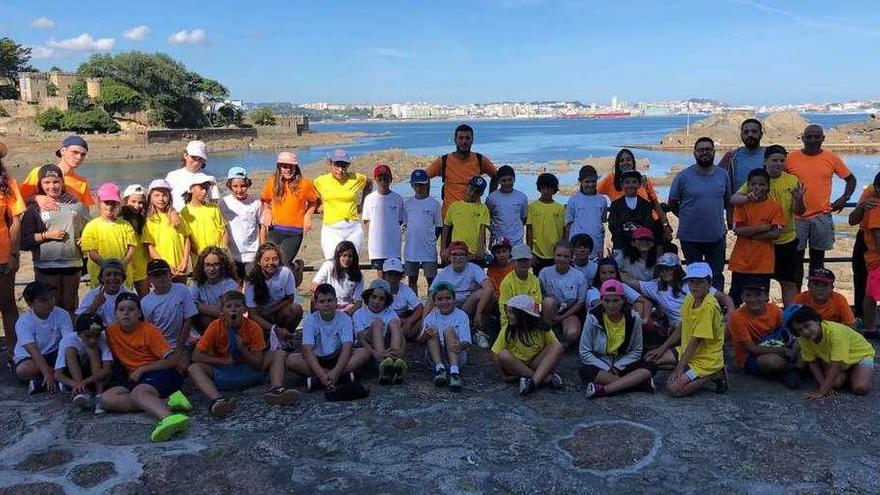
[468,176,487,194]
[410,169,429,184]
[783,304,803,327]
[56,135,88,157]
[227,166,248,180]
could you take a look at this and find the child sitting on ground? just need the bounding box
[54,313,113,413]
[140,259,198,371]
[442,176,490,264]
[14,281,74,394]
[538,241,587,347]
[80,182,137,288]
[653,263,728,397]
[527,173,565,273]
[729,279,800,388]
[586,258,653,323]
[581,280,657,398]
[787,305,875,399]
[420,282,472,392]
[498,244,543,333]
[362,163,405,274]
[614,227,658,282]
[311,240,364,315]
[190,247,240,331]
[793,268,856,327]
[491,295,563,396]
[428,241,494,344]
[381,259,424,340]
[352,279,407,385]
[564,165,607,259]
[189,290,299,418]
[75,259,133,326]
[285,284,371,390]
[484,237,514,340]
[102,293,193,443]
[245,242,305,351]
[569,234,598,282]
[486,165,529,247]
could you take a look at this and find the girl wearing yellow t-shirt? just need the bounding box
[143,179,191,283]
[120,184,150,296]
[180,174,227,256]
[787,305,874,399]
[81,183,137,289]
[580,279,656,398]
[491,295,563,395]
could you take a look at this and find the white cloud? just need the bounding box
[46,33,115,52]
[29,46,57,59]
[168,29,208,45]
[31,17,54,29]
[366,47,412,59]
[123,25,150,41]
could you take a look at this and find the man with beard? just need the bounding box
[719,118,766,192]
[668,137,731,291]
[427,124,498,219]
[786,124,856,275]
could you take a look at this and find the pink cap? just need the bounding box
[632,226,654,240]
[600,279,625,297]
[96,182,121,202]
[277,151,298,165]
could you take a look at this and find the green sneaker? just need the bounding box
[392,358,408,385]
[378,357,395,385]
[150,414,191,443]
[166,391,193,412]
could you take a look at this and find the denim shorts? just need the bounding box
[213,363,266,390]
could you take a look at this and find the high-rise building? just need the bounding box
[611,95,618,110]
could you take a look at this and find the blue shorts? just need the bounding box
[122,369,183,398]
[213,363,266,390]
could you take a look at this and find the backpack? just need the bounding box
[440,152,484,202]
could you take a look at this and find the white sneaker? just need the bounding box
[72,393,92,410]
[94,395,106,415]
[473,330,491,350]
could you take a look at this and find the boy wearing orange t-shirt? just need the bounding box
[188,290,299,417]
[728,169,785,306]
[729,280,800,388]
[794,268,856,328]
[860,172,880,337]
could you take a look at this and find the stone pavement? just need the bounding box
[1,346,879,494]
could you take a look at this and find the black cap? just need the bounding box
[619,170,643,182]
[741,276,770,292]
[75,313,105,333]
[146,258,172,275]
[22,280,55,303]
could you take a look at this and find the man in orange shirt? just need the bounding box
[794,268,855,328]
[785,124,856,275]
[20,135,94,210]
[426,124,498,218]
[729,280,799,388]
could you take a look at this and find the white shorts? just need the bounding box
[321,220,365,260]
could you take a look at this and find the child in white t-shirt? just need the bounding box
[189,247,240,331]
[285,284,371,390]
[362,164,404,275]
[419,282,472,392]
[141,259,199,373]
[220,167,268,279]
[564,165,607,258]
[75,259,134,326]
[245,242,304,351]
[54,313,113,413]
[427,241,494,328]
[352,279,407,385]
[538,241,588,347]
[403,169,442,294]
[570,234,598,283]
[382,258,424,340]
[311,240,364,315]
[14,281,74,394]
[486,165,529,246]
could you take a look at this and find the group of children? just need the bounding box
[9,140,878,444]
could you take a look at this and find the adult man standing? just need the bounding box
[785,124,856,274]
[668,137,731,290]
[718,118,765,191]
[426,124,498,218]
[19,135,94,210]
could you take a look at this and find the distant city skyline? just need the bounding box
[5,0,880,105]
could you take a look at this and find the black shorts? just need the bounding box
[579,359,656,384]
[36,266,83,276]
[317,354,341,370]
[370,258,386,270]
[14,350,58,369]
[774,239,802,284]
[122,369,183,398]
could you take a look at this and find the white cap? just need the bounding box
[185,140,208,161]
[506,295,540,318]
[122,184,145,199]
[683,262,713,280]
[188,172,216,188]
[147,179,172,192]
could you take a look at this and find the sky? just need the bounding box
[3,0,879,106]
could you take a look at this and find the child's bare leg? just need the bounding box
[388,319,405,356]
[284,352,311,376]
[864,295,877,331]
[188,362,221,401]
[265,351,288,387]
[651,349,678,371]
[86,351,104,394]
[370,320,387,358]
[603,369,652,394]
[426,334,443,367]
[755,354,790,374]
[849,364,873,395]
[100,386,141,412]
[130,384,173,420]
[407,275,419,293]
[666,371,714,398]
[561,315,581,346]
[134,279,150,298]
[530,342,564,385]
[66,348,85,383]
[497,350,534,378]
[347,348,372,373]
[461,289,484,319]
[14,360,41,381]
[542,297,558,327]
[443,328,461,367]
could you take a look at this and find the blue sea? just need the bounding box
[83,114,877,203]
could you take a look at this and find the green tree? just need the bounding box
[250,107,276,126]
[99,79,145,114]
[49,66,62,72]
[0,37,34,99]
[61,109,120,133]
[36,107,65,131]
[46,82,58,97]
[216,103,244,127]
[67,78,92,112]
